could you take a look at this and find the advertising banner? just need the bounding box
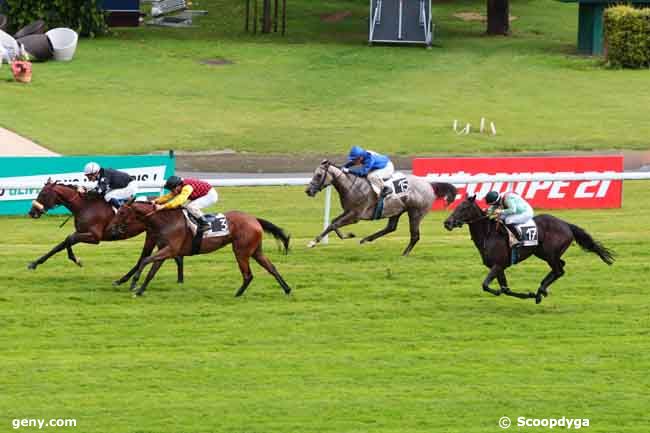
[412,156,623,209]
[0,155,175,215]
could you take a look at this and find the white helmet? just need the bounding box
[84,162,100,175]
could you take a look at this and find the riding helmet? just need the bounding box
[164,176,184,190]
[348,146,366,161]
[485,191,500,204]
[84,162,100,175]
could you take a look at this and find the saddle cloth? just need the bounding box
[183,210,230,238]
[511,219,538,247]
[383,172,409,196]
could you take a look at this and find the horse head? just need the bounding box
[305,159,336,197]
[109,198,151,239]
[29,179,63,218]
[444,195,485,231]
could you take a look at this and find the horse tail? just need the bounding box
[431,182,458,206]
[568,223,615,265]
[257,218,290,254]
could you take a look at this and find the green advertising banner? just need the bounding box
[0,155,175,215]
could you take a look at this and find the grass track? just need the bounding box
[0,182,648,432]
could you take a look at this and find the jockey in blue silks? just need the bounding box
[342,146,395,198]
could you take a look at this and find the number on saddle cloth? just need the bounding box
[187,212,230,255]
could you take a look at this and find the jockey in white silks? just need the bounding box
[84,162,138,208]
[485,190,534,247]
[342,146,395,198]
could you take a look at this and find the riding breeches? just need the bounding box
[367,161,395,195]
[104,182,138,202]
[503,210,534,226]
[186,188,218,218]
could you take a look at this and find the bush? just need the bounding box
[1,0,107,37]
[604,5,650,68]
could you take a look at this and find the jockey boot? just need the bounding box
[109,198,123,209]
[506,224,522,247]
[196,215,212,231]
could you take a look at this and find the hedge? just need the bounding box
[1,0,106,37]
[604,5,650,68]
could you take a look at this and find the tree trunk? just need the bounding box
[262,0,272,33]
[487,0,510,35]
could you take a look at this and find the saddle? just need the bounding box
[183,210,229,255]
[372,172,409,219]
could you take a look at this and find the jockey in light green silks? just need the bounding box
[485,190,534,247]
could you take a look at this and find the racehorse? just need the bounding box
[27,180,184,285]
[109,200,292,297]
[443,195,615,304]
[305,160,457,256]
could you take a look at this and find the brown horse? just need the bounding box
[109,200,292,297]
[27,180,184,285]
[443,195,614,304]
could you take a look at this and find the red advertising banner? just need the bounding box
[412,156,623,209]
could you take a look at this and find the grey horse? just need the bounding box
[305,160,457,256]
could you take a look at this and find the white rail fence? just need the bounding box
[2,171,650,244]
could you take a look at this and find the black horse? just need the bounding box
[443,195,614,304]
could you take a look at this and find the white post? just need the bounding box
[322,186,332,244]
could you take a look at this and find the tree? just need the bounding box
[487,0,509,35]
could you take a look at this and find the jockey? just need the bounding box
[485,190,534,246]
[84,162,137,209]
[154,176,218,230]
[342,146,394,198]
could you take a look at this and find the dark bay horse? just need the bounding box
[109,200,292,297]
[443,195,615,304]
[27,180,184,285]
[305,160,457,256]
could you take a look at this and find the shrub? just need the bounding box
[604,5,650,68]
[1,0,107,37]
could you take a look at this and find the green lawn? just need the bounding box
[1,0,650,156]
[0,182,647,432]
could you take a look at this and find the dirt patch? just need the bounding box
[320,11,352,23]
[176,151,415,173]
[200,58,234,66]
[453,12,518,22]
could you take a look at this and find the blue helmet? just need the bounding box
[348,146,366,161]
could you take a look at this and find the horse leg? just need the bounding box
[360,214,401,244]
[130,246,174,293]
[497,270,537,300]
[308,211,358,248]
[253,246,292,295]
[334,228,355,239]
[114,234,157,286]
[134,260,165,297]
[66,244,82,267]
[174,256,184,284]
[28,232,98,270]
[482,266,502,296]
[535,259,566,304]
[402,210,425,256]
[233,252,254,297]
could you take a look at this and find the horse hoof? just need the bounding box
[75,259,83,268]
[132,292,143,298]
[113,280,123,287]
[347,233,356,238]
[307,240,317,248]
[536,294,543,304]
[27,262,37,270]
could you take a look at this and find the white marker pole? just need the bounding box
[322,186,332,244]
